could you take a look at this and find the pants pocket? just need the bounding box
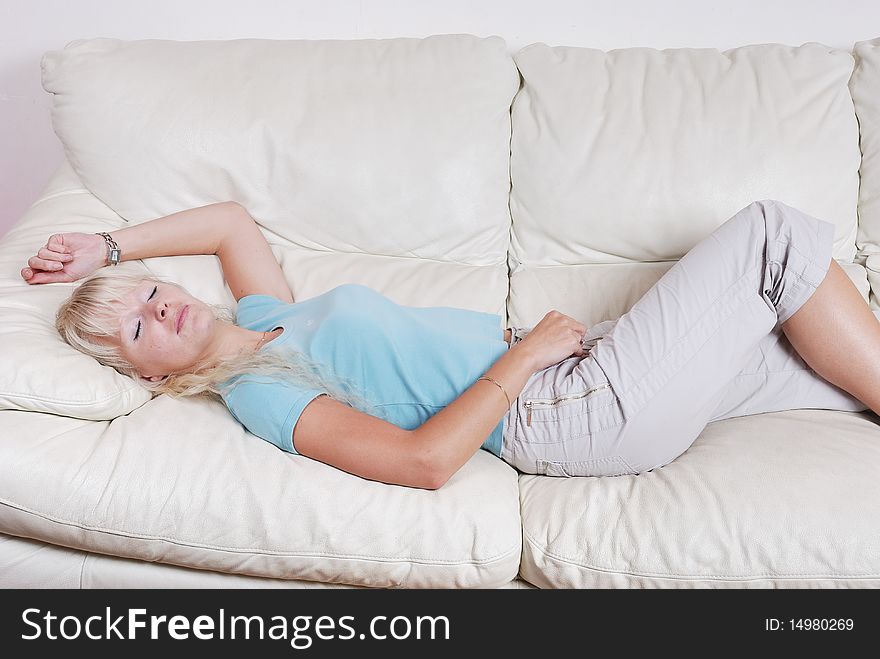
[508,326,532,346]
[536,455,637,478]
[521,383,624,435]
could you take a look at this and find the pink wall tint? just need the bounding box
[2,0,879,238]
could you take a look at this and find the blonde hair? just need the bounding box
[54,269,382,417]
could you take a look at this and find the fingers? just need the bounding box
[28,245,72,272]
[39,246,73,262]
[28,255,65,271]
[42,241,70,255]
[21,267,61,285]
[44,235,69,257]
[20,236,73,284]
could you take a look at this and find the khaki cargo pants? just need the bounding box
[502,200,874,477]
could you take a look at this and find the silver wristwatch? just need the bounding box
[95,232,121,266]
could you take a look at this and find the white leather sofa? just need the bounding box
[2,34,879,589]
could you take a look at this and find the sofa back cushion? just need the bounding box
[851,36,880,305]
[509,42,862,328]
[41,35,519,315]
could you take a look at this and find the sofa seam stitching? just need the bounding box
[521,528,880,579]
[0,388,145,406]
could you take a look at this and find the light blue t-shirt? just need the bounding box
[219,283,509,457]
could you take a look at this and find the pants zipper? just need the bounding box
[523,383,611,426]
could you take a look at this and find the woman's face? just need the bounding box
[113,279,216,382]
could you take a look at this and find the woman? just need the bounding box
[22,200,880,488]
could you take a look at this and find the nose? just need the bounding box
[152,300,170,322]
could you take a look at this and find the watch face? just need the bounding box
[110,248,121,264]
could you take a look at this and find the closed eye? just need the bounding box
[134,285,158,341]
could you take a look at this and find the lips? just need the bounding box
[176,305,188,334]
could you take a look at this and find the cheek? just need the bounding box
[190,306,207,331]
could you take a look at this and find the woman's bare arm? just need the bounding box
[21,201,247,285]
[294,342,538,490]
[106,201,244,261]
[106,200,293,302]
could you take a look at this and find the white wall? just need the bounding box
[2,0,879,238]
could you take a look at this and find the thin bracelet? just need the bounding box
[477,376,512,408]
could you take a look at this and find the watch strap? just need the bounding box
[95,232,121,266]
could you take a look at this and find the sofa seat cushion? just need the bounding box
[0,397,522,588]
[0,533,536,588]
[519,409,880,587]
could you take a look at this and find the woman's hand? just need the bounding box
[20,232,108,285]
[515,310,588,372]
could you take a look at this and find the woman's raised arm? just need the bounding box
[21,201,244,285]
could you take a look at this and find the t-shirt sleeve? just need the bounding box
[223,375,326,454]
[235,294,284,330]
